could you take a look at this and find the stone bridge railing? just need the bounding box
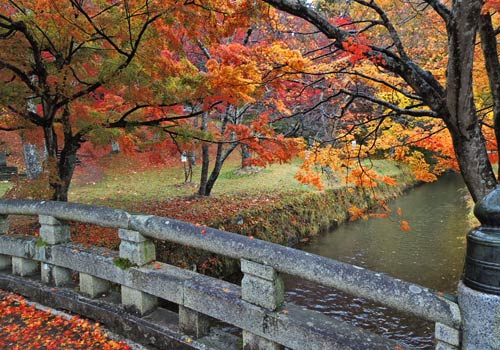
[0,198,488,349]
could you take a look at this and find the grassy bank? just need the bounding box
[68,156,315,206]
[2,157,418,276]
[0,182,10,197]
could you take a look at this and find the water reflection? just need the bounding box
[285,174,469,348]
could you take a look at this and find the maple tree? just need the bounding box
[163,24,306,196]
[0,0,306,200]
[260,0,500,203]
[0,0,267,201]
[0,0,171,200]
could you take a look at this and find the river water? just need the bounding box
[284,174,470,348]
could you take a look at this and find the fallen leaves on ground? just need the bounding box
[6,192,283,250]
[0,291,131,350]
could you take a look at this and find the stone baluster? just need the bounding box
[119,228,157,315]
[12,256,38,277]
[241,259,284,350]
[435,322,460,350]
[178,306,212,339]
[79,272,111,298]
[78,222,110,298]
[0,215,11,270]
[0,214,8,234]
[39,215,72,286]
[12,214,52,277]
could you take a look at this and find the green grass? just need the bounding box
[0,182,11,197]
[0,157,406,205]
[210,160,314,195]
[69,158,315,206]
[68,156,401,207]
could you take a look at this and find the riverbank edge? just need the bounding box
[156,165,420,276]
[218,169,418,244]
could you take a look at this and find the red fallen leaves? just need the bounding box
[0,291,131,350]
[138,193,281,226]
[71,223,121,250]
[11,193,280,251]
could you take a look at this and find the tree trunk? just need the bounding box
[447,120,496,203]
[198,112,210,196]
[203,144,225,196]
[241,144,252,169]
[199,108,239,196]
[445,0,497,202]
[203,142,240,196]
[52,137,80,201]
[42,108,83,201]
[42,125,62,200]
[479,14,500,180]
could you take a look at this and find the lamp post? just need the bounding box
[460,185,500,349]
[464,185,500,293]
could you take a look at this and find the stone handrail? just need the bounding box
[0,199,462,349]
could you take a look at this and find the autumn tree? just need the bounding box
[165,23,305,197]
[0,1,166,200]
[260,0,500,203]
[0,0,262,201]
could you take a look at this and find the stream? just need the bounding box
[284,173,470,348]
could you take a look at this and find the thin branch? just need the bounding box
[339,88,438,117]
[354,0,408,59]
[423,0,451,23]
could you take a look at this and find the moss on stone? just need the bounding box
[35,238,49,248]
[113,257,136,270]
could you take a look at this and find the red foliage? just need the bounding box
[0,291,131,350]
[342,37,371,65]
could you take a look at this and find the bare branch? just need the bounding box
[262,0,447,114]
[339,89,438,117]
[353,0,408,59]
[423,0,451,23]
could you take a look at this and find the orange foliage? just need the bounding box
[348,206,368,221]
[399,220,411,232]
[482,0,500,13]
[0,292,131,350]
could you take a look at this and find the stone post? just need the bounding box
[39,215,70,244]
[0,215,10,270]
[10,213,38,276]
[39,215,72,286]
[179,306,211,338]
[118,229,156,266]
[460,185,500,349]
[12,256,38,276]
[79,272,110,298]
[241,259,284,350]
[118,229,157,315]
[0,214,8,234]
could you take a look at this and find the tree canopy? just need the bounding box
[1,0,500,203]
[261,0,500,203]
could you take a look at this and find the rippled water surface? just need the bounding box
[285,174,469,348]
